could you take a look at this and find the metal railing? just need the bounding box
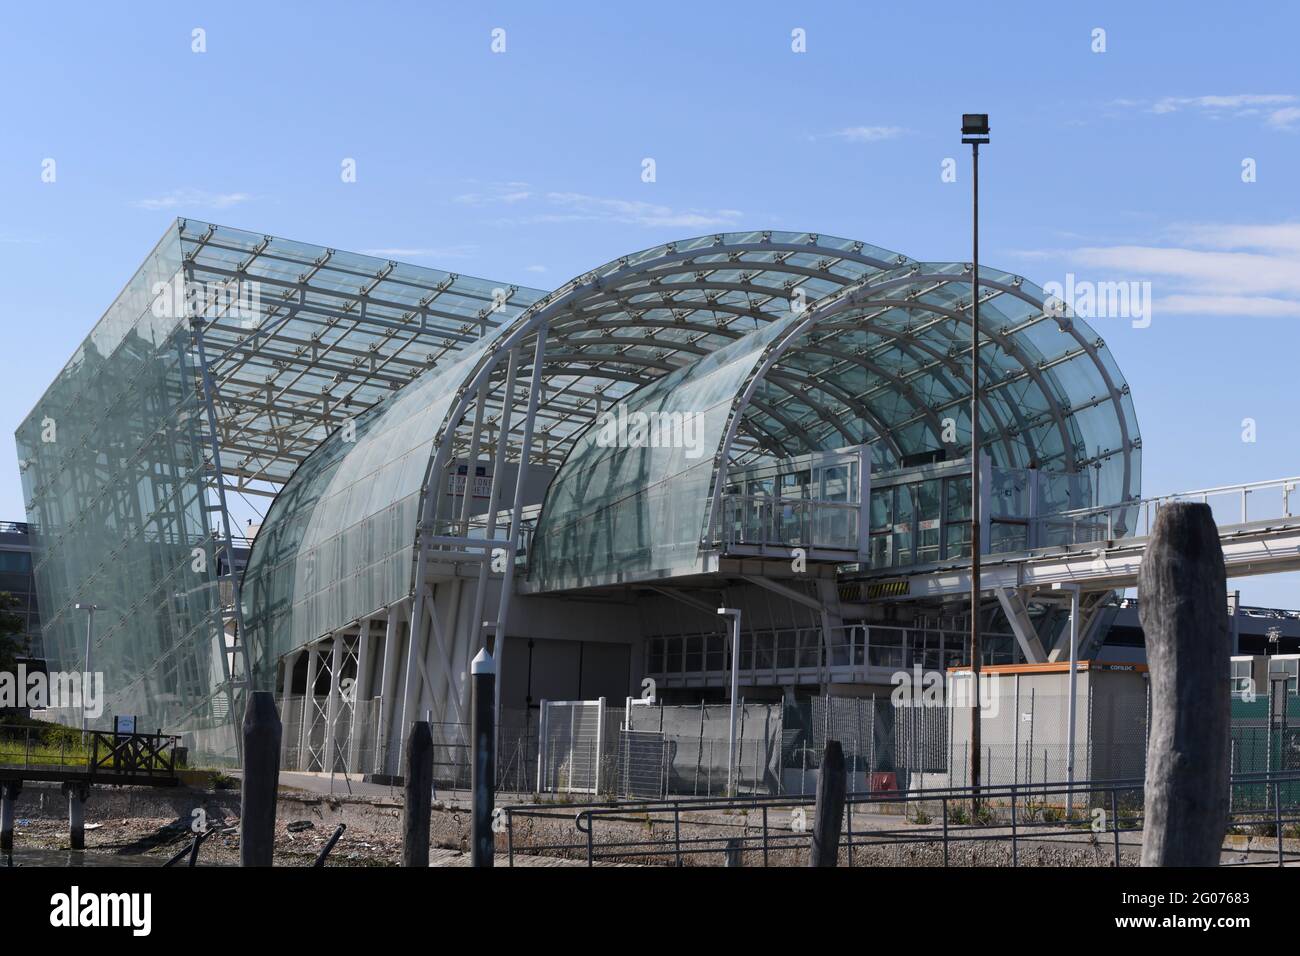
[503,770,1300,867]
[646,624,1016,686]
[0,724,179,778]
[1034,475,1300,547]
[713,494,861,554]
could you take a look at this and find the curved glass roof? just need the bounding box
[245,230,1141,659]
[527,250,1140,592]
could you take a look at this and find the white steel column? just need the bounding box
[323,633,344,773]
[718,607,742,796]
[350,616,373,771]
[1054,582,1081,816]
[279,649,300,765]
[298,644,319,771]
[376,600,406,775]
[492,329,548,724]
[463,350,520,722]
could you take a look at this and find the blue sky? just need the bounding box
[2,1,1298,604]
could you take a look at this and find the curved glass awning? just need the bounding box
[243,230,1141,661]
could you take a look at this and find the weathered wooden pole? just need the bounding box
[809,739,846,867]
[0,780,20,853]
[402,720,433,867]
[1139,502,1230,867]
[63,782,89,850]
[240,690,282,867]
[471,648,496,867]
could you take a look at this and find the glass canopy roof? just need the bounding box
[247,230,1140,641]
[526,248,1140,591]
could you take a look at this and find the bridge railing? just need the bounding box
[0,724,88,773]
[0,724,179,778]
[89,730,179,776]
[1033,475,1300,550]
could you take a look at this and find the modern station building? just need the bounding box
[16,219,1295,771]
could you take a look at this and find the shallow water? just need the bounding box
[4,848,165,867]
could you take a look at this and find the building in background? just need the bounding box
[0,520,41,661]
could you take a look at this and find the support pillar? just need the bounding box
[350,617,373,772]
[62,782,90,850]
[376,602,405,776]
[323,633,344,773]
[299,644,319,770]
[0,780,21,853]
[279,649,300,766]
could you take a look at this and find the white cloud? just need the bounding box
[1065,222,1300,318]
[132,189,253,211]
[533,192,742,228]
[360,245,478,260]
[458,183,743,229]
[1120,94,1299,129]
[453,181,534,205]
[1267,106,1300,129]
[831,125,908,142]
[524,264,547,273]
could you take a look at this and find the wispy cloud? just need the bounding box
[1068,223,1300,317]
[132,188,254,211]
[360,245,478,260]
[458,181,743,229]
[524,264,547,273]
[829,125,909,142]
[453,181,534,205]
[1116,94,1300,129]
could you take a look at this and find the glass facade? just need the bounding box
[14,226,236,751]
[528,319,791,591]
[241,329,508,688]
[16,220,541,758]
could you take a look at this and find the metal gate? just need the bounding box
[616,729,669,799]
[537,698,606,794]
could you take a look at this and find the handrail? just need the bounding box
[1048,474,1299,525]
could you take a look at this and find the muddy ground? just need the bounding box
[0,779,1187,867]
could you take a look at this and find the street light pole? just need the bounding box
[74,602,99,735]
[717,607,742,796]
[961,114,990,807]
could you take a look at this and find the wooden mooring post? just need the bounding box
[240,691,282,867]
[403,721,433,867]
[1139,502,1231,866]
[810,739,846,867]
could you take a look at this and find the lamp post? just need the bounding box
[717,607,742,796]
[73,602,100,735]
[961,113,989,806]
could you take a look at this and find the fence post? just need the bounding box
[810,739,846,867]
[471,649,496,867]
[724,837,743,867]
[402,721,433,867]
[240,691,282,867]
[1138,502,1231,867]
